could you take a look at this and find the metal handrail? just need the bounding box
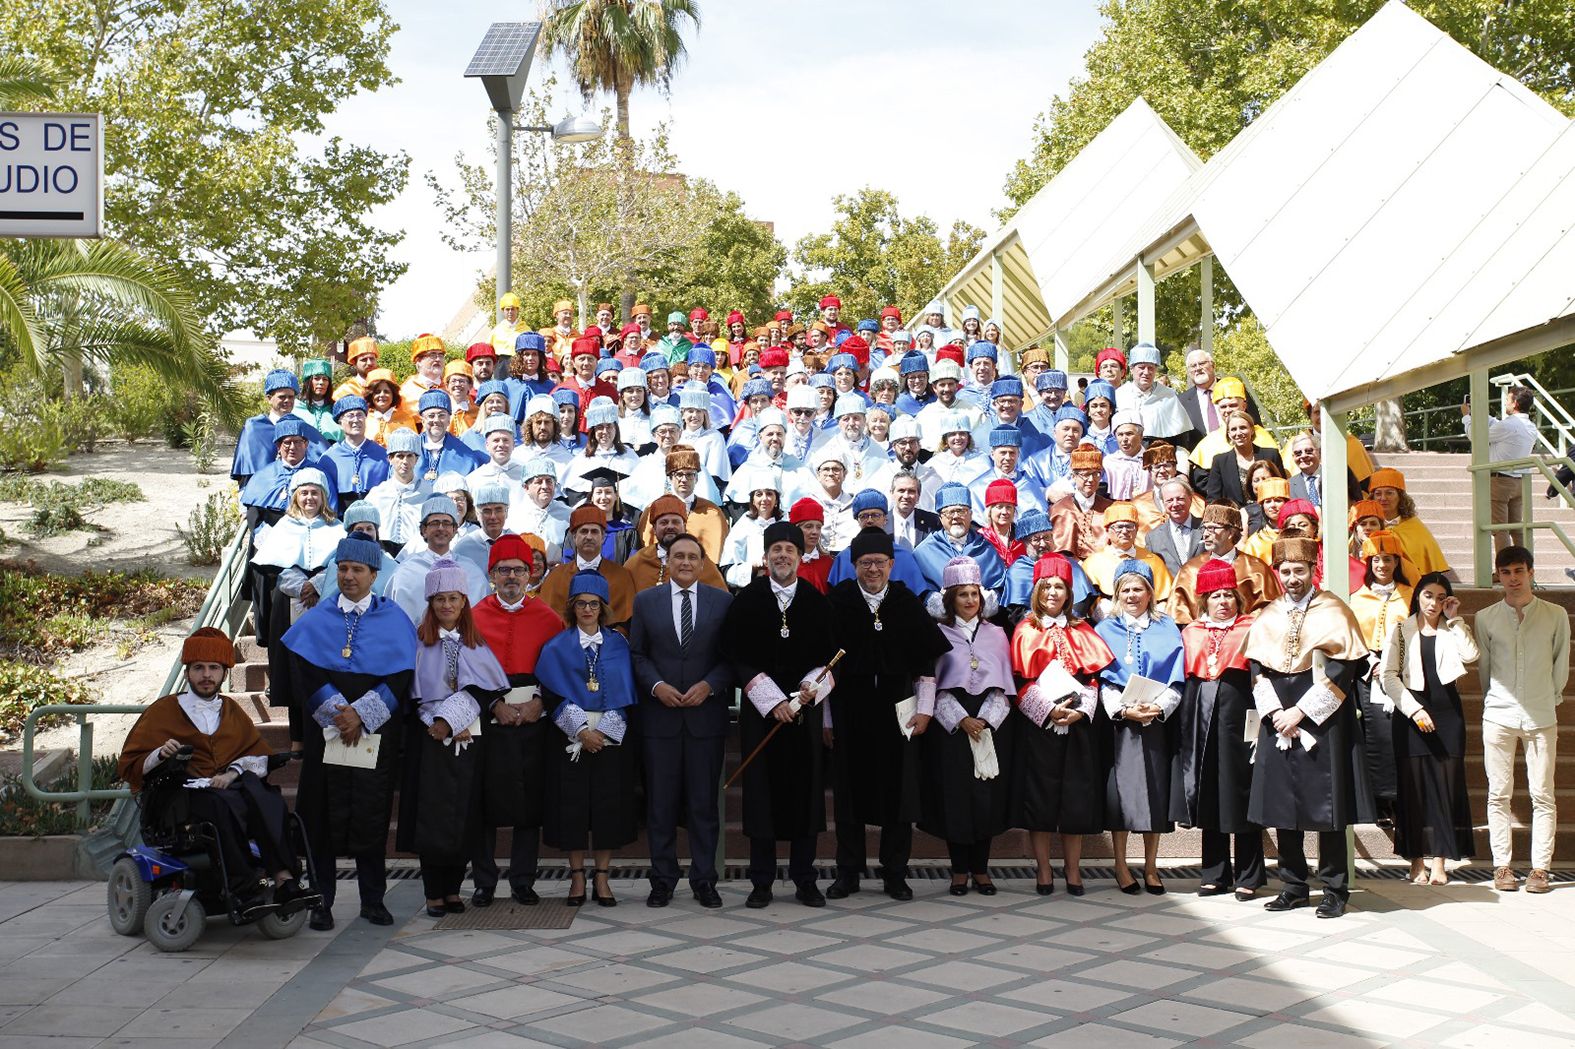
[156,521,252,698]
[1489,373,1575,457]
[19,704,144,826]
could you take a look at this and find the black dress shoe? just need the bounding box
[360,903,394,926]
[884,879,914,901]
[425,905,447,918]
[308,905,335,931]
[511,887,540,906]
[1263,891,1308,912]
[1144,879,1166,896]
[444,899,465,914]
[826,877,860,900]
[1116,877,1142,896]
[794,884,826,908]
[1065,881,1085,897]
[971,878,997,897]
[745,886,773,909]
[272,879,319,914]
[1315,894,1348,919]
[693,885,724,909]
[1197,883,1229,897]
[949,880,969,897]
[647,887,673,908]
[470,886,495,908]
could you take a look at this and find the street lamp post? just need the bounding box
[466,23,603,321]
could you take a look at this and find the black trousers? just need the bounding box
[644,730,725,891]
[947,839,992,876]
[835,819,912,882]
[1274,829,1349,900]
[420,859,466,900]
[470,826,540,893]
[182,777,295,893]
[316,853,385,910]
[1200,829,1266,890]
[748,835,818,890]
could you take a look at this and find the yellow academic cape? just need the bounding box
[1082,545,1174,602]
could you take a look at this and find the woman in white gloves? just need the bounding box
[919,556,1017,896]
[1380,572,1479,885]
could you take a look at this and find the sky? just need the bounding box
[320,0,1108,340]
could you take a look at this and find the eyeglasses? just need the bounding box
[855,558,890,570]
[789,408,815,416]
[670,471,698,482]
[571,599,602,610]
[491,565,529,577]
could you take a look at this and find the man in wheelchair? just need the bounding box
[118,627,318,917]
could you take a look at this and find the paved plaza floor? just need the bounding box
[2,868,1574,1049]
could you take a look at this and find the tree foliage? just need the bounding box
[1003,0,1575,358]
[426,89,783,327]
[786,188,985,325]
[0,0,409,351]
[539,0,702,144]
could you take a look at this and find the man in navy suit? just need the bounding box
[629,533,734,909]
[1143,478,1205,575]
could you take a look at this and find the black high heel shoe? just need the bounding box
[566,867,587,907]
[971,876,997,897]
[1036,876,1056,896]
[593,868,617,907]
[1115,871,1142,896]
[949,877,969,897]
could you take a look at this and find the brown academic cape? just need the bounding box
[536,558,637,629]
[634,498,727,563]
[1048,494,1113,562]
[623,545,728,592]
[118,694,270,791]
[1168,551,1281,626]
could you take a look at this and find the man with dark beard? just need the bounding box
[824,527,951,901]
[1244,537,1369,919]
[624,494,727,591]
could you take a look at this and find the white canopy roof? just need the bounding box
[927,98,1201,348]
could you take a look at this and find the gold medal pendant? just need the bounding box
[341,646,352,659]
[351,474,361,488]
[969,657,979,671]
[425,469,437,480]
[873,616,883,632]
[587,678,600,693]
[780,625,791,638]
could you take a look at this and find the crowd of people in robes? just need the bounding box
[119,293,1568,931]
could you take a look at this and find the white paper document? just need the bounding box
[1119,675,1169,710]
[1037,662,1084,705]
[504,684,539,705]
[322,731,381,768]
[895,696,918,740]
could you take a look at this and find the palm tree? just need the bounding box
[539,0,701,144]
[0,238,245,425]
[0,55,58,108]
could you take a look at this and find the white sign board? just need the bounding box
[0,112,104,238]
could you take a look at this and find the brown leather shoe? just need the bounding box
[1494,866,1519,892]
[1525,869,1551,894]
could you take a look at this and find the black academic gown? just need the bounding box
[1172,665,1257,833]
[396,681,506,861]
[825,580,950,827]
[280,598,415,858]
[1247,655,1369,831]
[724,578,837,841]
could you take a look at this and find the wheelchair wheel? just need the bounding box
[255,906,307,940]
[106,858,152,936]
[144,892,205,953]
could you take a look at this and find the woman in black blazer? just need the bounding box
[1203,412,1284,504]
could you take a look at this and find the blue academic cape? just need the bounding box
[893,391,936,417]
[1093,613,1186,689]
[506,377,556,421]
[911,529,1007,598]
[534,627,637,712]
[1003,554,1095,611]
[319,439,389,497]
[230,415,326,482]
[827,542,927,593]
[418,434,486,479]
[240,457,339,511]
[281,594,417,717]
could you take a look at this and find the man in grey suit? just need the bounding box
[630,533,734,909]
[1143,477,1204,575]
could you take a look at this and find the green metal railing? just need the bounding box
[1467,454,1575,586]
[1490,373,1575,458]
[156,522,252,698]
[19,704,144,825]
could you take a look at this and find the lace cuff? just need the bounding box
[350,692,391,733]
[311,694,348,729]
[914,676,937,717]
[1251,676,1281,719]
[553,702,589,740]
[422,692,480,735]
[744,673,789,717]
[1074,682,1099,720]
[598,708,627,743]
[1099,683,1126,718]
[934,691,968,733]
[1296,682,1342,725]
[979,689,1010,730]
[229,755,269,778]
[1018,684,1054,729]
[1153,686,1181,721]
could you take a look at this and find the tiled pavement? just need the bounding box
[4,870,1575,1049]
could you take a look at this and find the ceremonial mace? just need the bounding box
[724,649,845,789]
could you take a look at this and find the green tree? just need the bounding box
[787,188,985,324]
[539,0,702,146]
[0,238,243,424]
[0,54,57,107]
[427,95,782,329]
[0,0,409,352]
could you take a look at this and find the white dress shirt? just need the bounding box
[670,580,698,641]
